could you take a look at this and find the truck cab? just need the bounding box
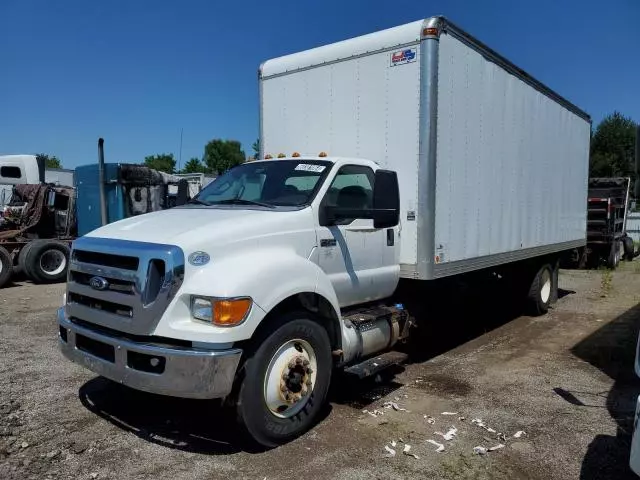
[58,156,402,446]
[0,155,44,207]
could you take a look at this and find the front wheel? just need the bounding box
[235,314,332,447]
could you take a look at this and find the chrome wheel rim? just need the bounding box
[540,268,552,304]
[40,249,67,276]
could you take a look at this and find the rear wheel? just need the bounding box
[24,240,70,283]
[0,246,13,289]
[623,236,635,261]
[607,241,622,269]
[235,313,332,447]
[17,241,36,279]
[527,263,554,316]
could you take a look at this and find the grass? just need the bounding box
[600,269,613,297]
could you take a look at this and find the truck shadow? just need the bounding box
[399,277,574,363]
[568,303,640,479]
[77,376,317,455]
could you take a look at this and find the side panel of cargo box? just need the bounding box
[426,28,590,279]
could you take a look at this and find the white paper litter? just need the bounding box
[424,415,436,424]
[458,416,466,422]
[394,396,400,401]
[435,426,458,441]
[488,444,505,451]
[473,446,487,455]
[391,440,397,448]
[497,433,507,442]
[384,445,396,457]
[383,401,408,412]
[441,411,458,416]
[403,444,420,459]
[513,430,526,438]
[472,418,497,434]
[363,409,385,418]
[427,439,445,453]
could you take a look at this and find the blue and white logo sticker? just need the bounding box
[390,48,417,67]
[188,251,210,266]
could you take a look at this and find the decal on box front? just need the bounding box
[390,48,416,66]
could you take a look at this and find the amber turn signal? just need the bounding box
[213,298,252,326]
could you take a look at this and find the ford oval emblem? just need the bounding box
[188,251,210,266]
[89,276,109,291]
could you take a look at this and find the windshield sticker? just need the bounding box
[295,164,326,173]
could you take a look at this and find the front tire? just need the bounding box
[235,313,332,447]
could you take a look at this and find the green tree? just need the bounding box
[36,153,62,169]
[181,157,207,174]
[590,112,638,182]
[144,153,176,174]
[203,139,245,174]
[252,138,260,157]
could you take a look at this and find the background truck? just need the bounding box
[57,16,590,447]
[584,177,634,268]
[0,155,75,207]
[0,142,191,288]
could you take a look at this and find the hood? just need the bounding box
[86,206,313,250]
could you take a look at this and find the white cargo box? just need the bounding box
[260,16,590,280]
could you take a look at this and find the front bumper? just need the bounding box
[57,308,242,399]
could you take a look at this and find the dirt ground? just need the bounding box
[2,264,640,480]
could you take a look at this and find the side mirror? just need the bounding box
[373,169,400,229]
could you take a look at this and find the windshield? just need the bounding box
[193,160,332,207]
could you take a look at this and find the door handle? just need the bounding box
[387,229,394,246]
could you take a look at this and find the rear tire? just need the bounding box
[235,313,332,447]
[17,241,36,279]
[623,236,635,261]
[0,246,13,289]
[527,263,554,316]
[607,241,622,269]
[24,240,70,283]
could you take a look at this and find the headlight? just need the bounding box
[190,296,252,327]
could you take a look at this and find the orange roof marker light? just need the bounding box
[292,152,301,157]
[277,153,286,158]
[318,151,328,157]
[264,154,273,159]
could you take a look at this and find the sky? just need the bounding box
[1,0,638,170]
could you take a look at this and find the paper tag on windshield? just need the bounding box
[295,164,325,173]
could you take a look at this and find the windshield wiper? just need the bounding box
[211,198,275,209]
[187,198,213,206]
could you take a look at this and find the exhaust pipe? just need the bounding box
[98,138,108,226]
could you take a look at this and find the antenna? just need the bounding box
[178,128,183,172]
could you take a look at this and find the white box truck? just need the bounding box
[57,16,590,447]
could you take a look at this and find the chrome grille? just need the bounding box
[66,237,185,335]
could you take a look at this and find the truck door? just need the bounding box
[316,165,398,307]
